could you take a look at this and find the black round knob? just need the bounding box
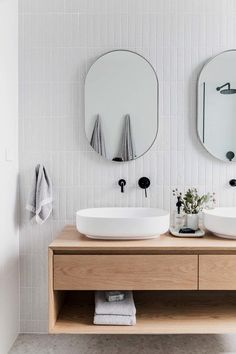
[138,177,151,189]
[118,179,126,187]
[229,179,236,187]
[226,151,235,161]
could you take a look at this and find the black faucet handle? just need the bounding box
[138,177,150,198]
[229,179,236,187]
[118,179,126,193]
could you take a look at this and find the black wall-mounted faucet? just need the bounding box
[138,177,150,198]
[118,179,126,193]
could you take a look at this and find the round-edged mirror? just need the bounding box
[198,50,236,162]
[85,50,158,162]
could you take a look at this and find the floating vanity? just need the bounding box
[49,225,236,334]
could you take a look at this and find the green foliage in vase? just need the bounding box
[172,188,216,214]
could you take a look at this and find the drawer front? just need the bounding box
[199,255,236,290]
[54,255,198,290]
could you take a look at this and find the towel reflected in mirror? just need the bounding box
[90,114,107,158]
[117,114,136,162]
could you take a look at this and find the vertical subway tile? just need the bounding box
[19,0,236,333]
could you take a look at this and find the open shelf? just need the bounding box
[51,291,236,334]
[49,227,236,334]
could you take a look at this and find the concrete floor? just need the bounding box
[9,334,236,354]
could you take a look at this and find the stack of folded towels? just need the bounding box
[94,291,136,326]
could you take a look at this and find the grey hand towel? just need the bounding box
[94,314,136,326]
[90,114,107,158]
[95,291,136,316]
[26,164,52,224]
[118,114,136,161]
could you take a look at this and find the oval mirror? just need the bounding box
[85,50,158,162]
[198,50,236,162]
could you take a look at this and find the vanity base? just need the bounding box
[49,226,236,334]
[50,290,236,334]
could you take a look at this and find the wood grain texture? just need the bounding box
[54,254,198,290]
[199,255,236,290]
[49,226,236,334]
[48,248,55,332]
[51,291,236,334]
[49,225,236,254]
[48,248,65,333]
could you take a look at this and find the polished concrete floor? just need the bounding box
[9,334,236,354]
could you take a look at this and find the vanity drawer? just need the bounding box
[54,254,198,290]
[199,255,236,290]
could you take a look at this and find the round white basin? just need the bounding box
[76,207,170,240]
[203,207,236,239]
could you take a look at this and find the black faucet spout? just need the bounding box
[118,179,126,193]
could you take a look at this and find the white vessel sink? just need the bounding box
[203,207,236,239]
[76,207,170,240]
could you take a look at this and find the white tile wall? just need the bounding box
[19,0,236,332]
[0,1,19,351]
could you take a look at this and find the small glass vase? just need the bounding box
[186,213,199,230]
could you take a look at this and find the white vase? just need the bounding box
[186,214,199,230]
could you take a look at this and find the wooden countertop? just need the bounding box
[49,225,236,253]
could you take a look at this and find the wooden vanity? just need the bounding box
[49,225,236,334]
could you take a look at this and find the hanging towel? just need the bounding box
[90,114,107,158]
[118,114,135,161]
[26,164,52,224]
[95,291,136,316]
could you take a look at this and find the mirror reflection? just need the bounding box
[85,50,158,162]
[198,50,236,162]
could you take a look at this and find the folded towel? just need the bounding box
[118,114,136,161]
[94,314,136,326]
[95,291,136,316]
[90,114,107,158]
[26,164,52,224]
